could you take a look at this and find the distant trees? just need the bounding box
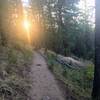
[0,0,94,59]
[0,0,9,45]
[0,0,23,46]
[29,0,94,60]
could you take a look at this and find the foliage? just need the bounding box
[0,0,95,99]
[0,0,33,99]
[0,46,33,100]
[30,0,95,60]
[46,50,94,100]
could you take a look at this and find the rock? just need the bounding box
[57,55,85,68]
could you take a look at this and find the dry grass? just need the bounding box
[0,46,33,100]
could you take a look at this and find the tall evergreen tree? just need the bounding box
[92,0,100,99]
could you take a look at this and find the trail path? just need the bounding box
[29,51,65,100]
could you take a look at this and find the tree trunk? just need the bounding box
[92,0,100,99]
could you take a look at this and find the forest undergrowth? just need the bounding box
[0,44,33,100]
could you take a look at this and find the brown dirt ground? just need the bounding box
[29,51,66,100]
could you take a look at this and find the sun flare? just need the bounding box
[23,19,31,44]
[23,19,30,31]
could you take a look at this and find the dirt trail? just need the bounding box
[29,51,65,100]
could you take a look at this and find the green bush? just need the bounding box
[8,49,18,64]
[46,51,94,100]
[85,64,94,81]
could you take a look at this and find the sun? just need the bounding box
[23,19,31,31]
[23,19,31,44]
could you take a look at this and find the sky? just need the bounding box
[22,0,95,6]
[78,0,95,24]
[22,0,95,9]
[22,0,29,6]
[78,0,95,9]
[22,0,95,23]
[22,0,28,3]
